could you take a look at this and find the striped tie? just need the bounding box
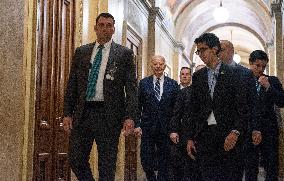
[154,78,161,101]
[256,78,261,95]
[86,44,104,100]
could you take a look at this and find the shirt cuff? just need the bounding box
[252,130,261,134]
[231,130,240,136]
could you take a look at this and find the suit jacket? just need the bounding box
[63,41,138,128]
[138,75,179,136]
[230,64,260,135]
[255,75,284,131]
[169,86,192,134]
[184,63,249,141]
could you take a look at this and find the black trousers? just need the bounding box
[244,127,279,181]
[195,125,243,181]
[140,132,170,181]
[168,142,184,181]
[168,141,200,181]
[69,102,121,181]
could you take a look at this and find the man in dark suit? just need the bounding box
[136,55,179,181]
[168,67,198,181]
[244,50,284,181]
[63,13,138,181]
[179,67,192,89]
[184,33,249,181]
[219,40,259,178]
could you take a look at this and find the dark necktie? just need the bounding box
[154,78,161,101]
[255,78,261,95]
[86,44,104,100]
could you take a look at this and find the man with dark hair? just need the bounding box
[63,12,138,180]
[245,50,284,181]
[184,33,248,180]
[179,67,191,89]
[168,66,193,180]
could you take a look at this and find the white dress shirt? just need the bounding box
[206,61,221,125]
[87,40,112,101]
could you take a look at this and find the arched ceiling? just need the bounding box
[160,0,275,64]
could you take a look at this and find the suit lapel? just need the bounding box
[200,68,210,99]
[213,63,226,99]
[81,43,96,90]
[105,41,117,76]
[160,77,169,102]
[148,76,154,93]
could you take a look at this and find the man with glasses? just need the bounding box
[63,13,138,181]
[184,33,248,180]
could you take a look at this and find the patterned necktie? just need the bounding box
[255,78,261,95]
[209,72,218,98]
[154,78,161,101]
[86,44,104,100]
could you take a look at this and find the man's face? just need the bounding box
[249,59,267,77]
[151,56,166,77]
[196,42,216,67]
[94,17,115,44]
[219,42,234,64]
[180,68,191,86]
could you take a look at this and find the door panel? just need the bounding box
[34,0,75,180]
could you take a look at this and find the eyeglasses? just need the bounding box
[195,47,210,55]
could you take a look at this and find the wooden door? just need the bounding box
[125,26,142,181]
[33,0,75,180]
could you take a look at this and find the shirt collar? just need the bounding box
[229,60,237,66]
[95,39,112,50]
[153,74,165,82]
[207,60,222,74]
[180,84,188,89]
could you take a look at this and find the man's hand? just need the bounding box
[63,116,73,134]
[170,132,179,144]
[224,132,238,151]
[123,119,134,136]
[252,131,262,145]
[134,127,142,137]
[187,140,196,160]
[258,75,270,90]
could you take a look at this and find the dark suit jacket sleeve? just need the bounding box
[136,80,144,128]
[169,87,191,134]
[182,74,199,141]
[169,89,184,134]
[231,70,249,136]
[123,49,139,125]
[63,48,80,117]
[246,71,262,132]
[267,76,284,107]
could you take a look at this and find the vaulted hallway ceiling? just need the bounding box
[161,0,275,66]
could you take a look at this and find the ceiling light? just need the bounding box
[213,1,229,23]
[234,53,241,63]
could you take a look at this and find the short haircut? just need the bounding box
[249,50,269,63]
[194,33,221,54]
[180,67,191,74]
[96,13,115,25]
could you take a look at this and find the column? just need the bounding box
[271,2,284,178]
